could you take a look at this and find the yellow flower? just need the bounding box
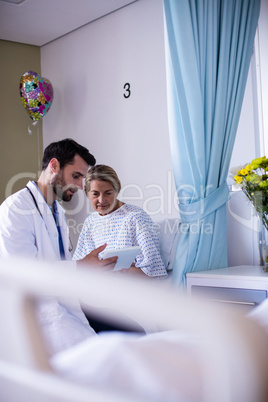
[231,156,268,230]
[234,175,243,184]
[239,168,248,176]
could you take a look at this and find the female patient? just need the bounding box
[73,165,167,278]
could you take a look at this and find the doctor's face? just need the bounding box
[52,155,89,202]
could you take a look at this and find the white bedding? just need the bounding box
[51,330,203,402]
[49,298,268,402]
[1,258,268,402]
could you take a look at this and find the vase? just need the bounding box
[259,218,268,272]
[261,245,268,272]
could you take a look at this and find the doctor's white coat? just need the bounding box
[0,180,71,261]
[0,180,96,355]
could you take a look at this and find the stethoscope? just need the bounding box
[26,185,73,252]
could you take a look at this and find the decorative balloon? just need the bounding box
[20,71,53,122]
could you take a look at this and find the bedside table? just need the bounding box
[186,266,268,312]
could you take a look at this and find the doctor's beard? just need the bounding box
[51,170,78,202]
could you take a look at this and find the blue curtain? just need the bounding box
[163,0,260,286]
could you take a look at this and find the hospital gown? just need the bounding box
[73,204,167,277]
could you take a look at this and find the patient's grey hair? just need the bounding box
[84,165,121,195]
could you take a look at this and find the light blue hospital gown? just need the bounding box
[73,204,167,277]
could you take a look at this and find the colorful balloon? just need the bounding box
[20,71,53,122]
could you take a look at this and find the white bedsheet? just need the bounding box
[51,330,203,402]
[50,298,268,402]
[1,259,268,402]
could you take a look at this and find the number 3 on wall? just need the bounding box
[123,83,131,98]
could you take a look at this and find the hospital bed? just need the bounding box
[0,255,268,402]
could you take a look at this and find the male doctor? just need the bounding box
[0,138,117,354]
[0,138,116,267]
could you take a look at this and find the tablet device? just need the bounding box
[102,246,141,271]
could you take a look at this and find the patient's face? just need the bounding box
[88,180,118,215]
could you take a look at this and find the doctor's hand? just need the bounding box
[76,243,118,271]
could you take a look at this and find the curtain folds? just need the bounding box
[163,0,261,286]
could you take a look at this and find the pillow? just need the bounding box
[153,218,180,271]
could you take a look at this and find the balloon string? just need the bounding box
[28,120,38,135]
[37,125,41,172]
[27,120,41,171]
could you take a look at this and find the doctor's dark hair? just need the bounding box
[84,165,121,195]
[42,138,96,170]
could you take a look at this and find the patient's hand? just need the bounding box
[119,264,149,278]
[76,243,118,270]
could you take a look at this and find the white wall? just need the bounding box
[258,0,268,155]
[41,0,177,248]
[227,59,260,267]
[41,0,267,265]
[227,0,268,267]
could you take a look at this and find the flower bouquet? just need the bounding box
[232,157,268,229]
[231,157,268,267]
